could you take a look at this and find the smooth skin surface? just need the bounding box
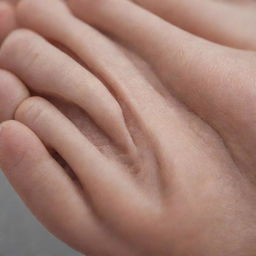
[1,0,256,255]
[0,1,16,42]
[131,0,256,50]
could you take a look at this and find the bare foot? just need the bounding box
[0,0,256,255]
[65,0,256,180]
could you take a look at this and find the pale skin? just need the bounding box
[0,0,256,255]
[0,1,16,41]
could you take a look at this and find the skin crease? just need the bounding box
[0,0,256,255]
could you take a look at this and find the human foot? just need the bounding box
[1,31,256,255]
[64,0,256,181]
[1,0,256,255]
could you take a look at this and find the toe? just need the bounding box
[14,96,156,242]
[0,69,29,122]
[65,0,256,177]
[132,0,256,50]
[0,2,16,43]
[0,28,135,153]
[0,119,135,255]
[66,0,208,67]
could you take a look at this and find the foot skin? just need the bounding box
[0,0,256,255]
[0,1,16,42]
[132,0,256,50]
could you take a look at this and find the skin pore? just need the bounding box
[0,0,256,255]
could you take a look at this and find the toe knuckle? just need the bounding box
[15,96,47,125]
[0,29,42,71]
[0,70,29,122]
[1,29,34,50]
[0,29,36,59]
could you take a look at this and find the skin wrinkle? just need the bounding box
[74,0,256,176]
[0,29,136,155]
[0,0,138,156]
[1,0,256,255]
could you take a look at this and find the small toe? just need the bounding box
[0,69,29,122]
[0,2,16,43]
